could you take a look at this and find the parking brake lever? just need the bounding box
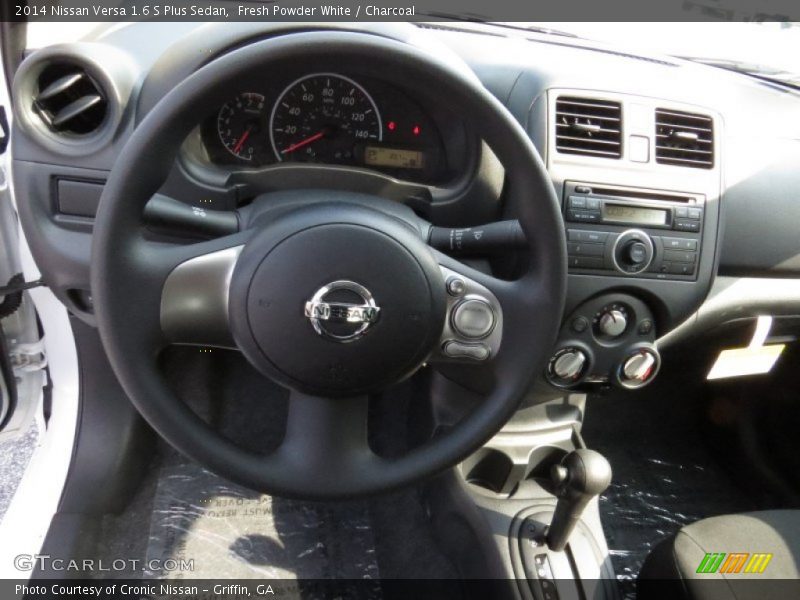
[546,449,612,552]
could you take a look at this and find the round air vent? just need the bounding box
[33,62,108,136]
[13,44,135,155]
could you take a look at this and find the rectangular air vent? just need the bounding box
[655,109,714,169]
[555,97,622,159]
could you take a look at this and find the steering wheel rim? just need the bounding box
[91,30,567,499]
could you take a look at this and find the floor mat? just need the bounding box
[581,373,760,598]
[144,461,380,583]
[95,351,462,593]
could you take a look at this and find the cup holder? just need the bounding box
[526,445,568,483]
[461,442,574,496]
[461,448,514,494]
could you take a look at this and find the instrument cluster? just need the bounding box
[199,72,452,184]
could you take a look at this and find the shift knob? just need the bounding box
[546,449,612,552]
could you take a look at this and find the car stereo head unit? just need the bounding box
[563,181,705,280]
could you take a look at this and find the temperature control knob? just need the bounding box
[553,350,587,380]
[598,309,628,338]
[547,346,590,387]
[617,347,660,388]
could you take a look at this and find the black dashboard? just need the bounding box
[9,21,800,393]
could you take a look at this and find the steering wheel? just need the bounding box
[91,31,566,499]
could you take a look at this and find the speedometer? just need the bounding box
[269,73,382,164]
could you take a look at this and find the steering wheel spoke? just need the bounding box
[270,391,379,490]
[158,233,251,348]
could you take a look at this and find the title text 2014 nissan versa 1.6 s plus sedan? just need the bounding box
[0,17,799,600]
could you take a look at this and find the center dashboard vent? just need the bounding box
[555,96,622,159]
[655,108,714,169]
[33,63,108,136]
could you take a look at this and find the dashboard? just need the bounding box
[196,71,452,184]
[8,21,800,393]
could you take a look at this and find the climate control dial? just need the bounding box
[598,309,627,338]
[547,346,590,388]
[616,346,661,389]
[593,303,631,340]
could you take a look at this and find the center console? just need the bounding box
[542,181,712,391]
[455,88,723,597]
[545,180,706,389]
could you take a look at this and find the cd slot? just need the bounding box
[588,186,694,204]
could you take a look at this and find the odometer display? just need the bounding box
[270,73,382,164]
[365,146,425,169]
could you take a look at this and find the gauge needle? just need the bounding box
[281,130,325,155]
[232,126,253,155]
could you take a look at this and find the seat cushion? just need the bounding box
[638,510,800,600]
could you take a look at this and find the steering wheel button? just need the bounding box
[452,299,496,339]
[443,341,490,361]
[446,277,467,297]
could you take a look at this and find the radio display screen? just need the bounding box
[603,204,668,226]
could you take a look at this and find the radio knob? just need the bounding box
[612,229,654,275]
[626,242,648,265]
[598,309,627,338]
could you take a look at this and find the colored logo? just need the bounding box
[696,552,772,574]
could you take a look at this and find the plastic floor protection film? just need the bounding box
[143,460,381,593]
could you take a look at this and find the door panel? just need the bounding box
[0,39,46,443]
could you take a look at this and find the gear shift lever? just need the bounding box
[546,449,612,552]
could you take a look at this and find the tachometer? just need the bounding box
[217,92,267,162]
[270,73,382,164]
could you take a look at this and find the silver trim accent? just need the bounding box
[303,280,380,342]
[616,347,661,389]
[451,298,496,340]
[553,350,587,379]
[611,228,654,275]
[12,43,136,156]
[435,266,503,362]
[160,245,243,348]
